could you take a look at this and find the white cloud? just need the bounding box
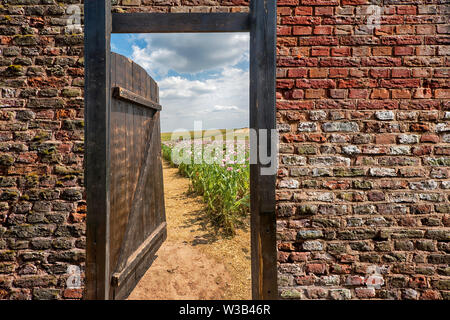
[113,33,250,132]
[159,77,215,99]
[212,105,240,112]
[159,67,249,132]
[131,33,249,76]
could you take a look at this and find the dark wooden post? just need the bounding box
[84,0,111,300]
[250,0,278,299]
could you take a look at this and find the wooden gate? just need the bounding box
[110,53,166,299]
[86,51,167,300]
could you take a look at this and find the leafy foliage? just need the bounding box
[162,140,250,236]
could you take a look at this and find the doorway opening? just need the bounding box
[84,2,277,300]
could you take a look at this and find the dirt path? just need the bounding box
[128,161,251,300]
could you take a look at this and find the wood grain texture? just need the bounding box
[108,53,166,300]
[112,87,162,111]
[112,13,250,33]
[249,0,278,300]
[111,222,167,288]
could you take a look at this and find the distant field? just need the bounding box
[161,136,250,235]
[161,128,249,142]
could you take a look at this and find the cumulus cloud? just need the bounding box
[158,67,249,132]
[111,33,250,132]
[131,33,249,76]
[212,105,240,112]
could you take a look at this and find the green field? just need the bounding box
[161,134,250,236]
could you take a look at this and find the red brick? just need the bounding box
[372,47,392,56]
[63,289,83,299]
[380,79,420,88]
[302,0,339,5]
[309,68,328,78]
[376,134,396,144]
[294,6,313,15]
[416,25,435,35]
[435,89,450,98]
[392,69,411,78]
[278,7,292,16]
[413,67,432,77]
[277,26,292,36]
[287,68,308,78]
[371,88,390,99]
[414,88,432,99]
[305,89,326,98]
[300,37,338,46]
[355,288,376,298]
[331,47,350,57]
[396,25,415,35]
[314,25,333,35]
[420,290,441,300]
[283,133,306,143]
[394,47,415,56]
[349,89,369,99]
[277,100,314,110]
[277,79,295,89]
[311,47,330,56]
[293,26,312,35]
[296,79,336,88]
[397,5,417,15]
[391,89,412,99]
[295,275,316,285]
[329,68,348,78]
[306,263,327,275]
[420,134,439,143]
[342,0,368,4]
[282,16,321,25]
[278,37,297,47]
[291,89,305,99]
[370,69,390,78]
[329,89,346,99]
[289,252,310,262]
[315,6,333,16]
[278,251,290,263]
[278,0,299,4]
[410,123,430,132]
[435,147,450,155]
[307,133,327,142]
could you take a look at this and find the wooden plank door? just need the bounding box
[108,52,167,300]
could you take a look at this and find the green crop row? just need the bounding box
[162,142,250,236]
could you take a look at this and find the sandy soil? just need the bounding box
[127,161,251,300]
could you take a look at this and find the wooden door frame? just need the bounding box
[84,0,277,300]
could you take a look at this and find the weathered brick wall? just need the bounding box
[0,0,448,300]
[276,0,449,300]
[0,0,86,300]
[0,0,248,300]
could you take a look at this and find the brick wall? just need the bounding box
[0,0,448,300]
[276,0,449,300]
[0,0,248,300]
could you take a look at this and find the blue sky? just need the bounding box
[111,33,250,133]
